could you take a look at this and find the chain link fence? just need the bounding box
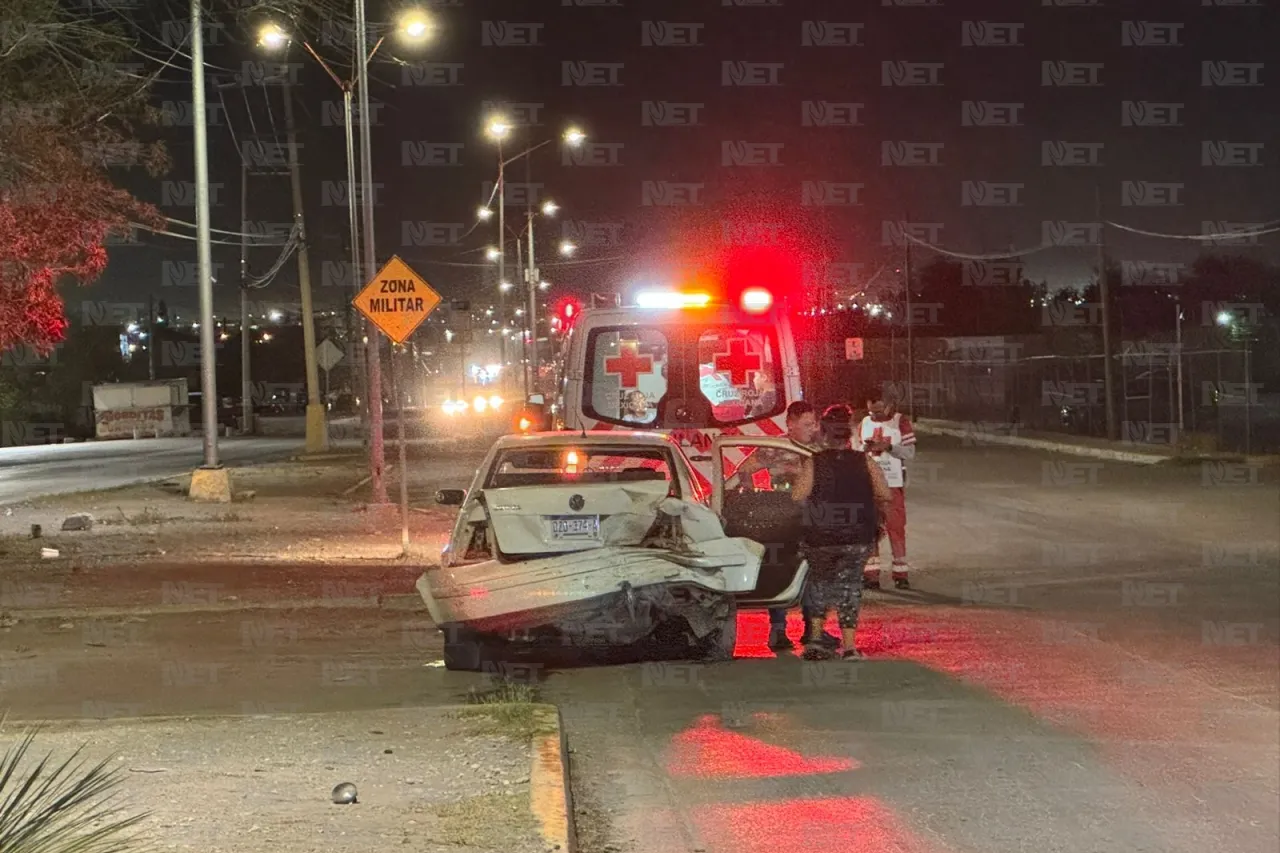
[877,342,1271,455]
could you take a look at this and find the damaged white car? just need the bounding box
[418,431,813,670]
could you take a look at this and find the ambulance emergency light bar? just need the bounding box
[633,288,772,314]
[634,290,712,309]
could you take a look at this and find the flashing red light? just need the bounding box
[740,287,772,314]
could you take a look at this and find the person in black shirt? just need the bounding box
[790,404,891,661]
[728,401,840,651]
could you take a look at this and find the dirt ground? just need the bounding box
[0,446,487,575]
[0,706,546,853]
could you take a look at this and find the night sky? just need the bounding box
[89,0,1278,323]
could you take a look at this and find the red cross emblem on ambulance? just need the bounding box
[604,341,653,388]
[713,339,762,385]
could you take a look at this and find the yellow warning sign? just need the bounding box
[352,255,442,344]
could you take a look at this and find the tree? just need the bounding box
[907,257,1043,336]
[0,0,167,355]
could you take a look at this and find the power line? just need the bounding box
[407,254,627,269]
[1104,220,1280,241]
[132,221,280,247]
[163,216,286,242]
[899,230,1058,260]
[898,217,1280,261]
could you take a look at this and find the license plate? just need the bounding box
[548,515,599,539]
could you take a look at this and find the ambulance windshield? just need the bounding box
[583,324,784,428]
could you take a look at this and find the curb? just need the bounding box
[529,704,575,853]
[915,420,1169,465]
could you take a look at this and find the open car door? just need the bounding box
[711,435,811,608]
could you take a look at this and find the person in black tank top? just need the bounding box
[790,405,892,661]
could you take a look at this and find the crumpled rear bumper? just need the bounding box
[417,538,762,641]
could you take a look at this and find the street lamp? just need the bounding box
[559,240,577,257]
[260,8,432,497]
[485,246,501,262]
[541,200,559,216]
[399,10,433,40]
[486,117,511,140]
[482,116,585,393]
[257,23,288,48]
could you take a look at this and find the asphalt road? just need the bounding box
[0,436,302,506]
[1,438,1277,853]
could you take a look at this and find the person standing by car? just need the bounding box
[857,390,916,589]
[726,400,839,651]
[790,404,891,661]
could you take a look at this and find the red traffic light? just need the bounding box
[553,297,583,332]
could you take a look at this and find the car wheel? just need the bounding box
[441,626,489,672]
[701,598,738,662]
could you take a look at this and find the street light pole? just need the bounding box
[497,140,507,375]
[342,83,368,438]
[191,0,218,467]
[279,74,327,453]
[355,0,387,502]
[526,213,539,396]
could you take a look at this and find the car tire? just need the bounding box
[441,626,489,672]
[702,598,738,661]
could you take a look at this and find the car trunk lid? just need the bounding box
[484,480,670,557]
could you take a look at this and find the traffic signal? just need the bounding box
[553,297,583,334]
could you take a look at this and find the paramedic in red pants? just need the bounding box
[858,392,915,590]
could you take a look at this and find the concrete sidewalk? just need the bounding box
[914,417,1277,465]
[1,705,571,853]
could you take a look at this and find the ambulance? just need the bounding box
[552,287,804,494]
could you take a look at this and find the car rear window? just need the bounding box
[485,446,676,490]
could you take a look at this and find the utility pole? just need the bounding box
[147,294,156,380]
[280,74,327,452]
[1096,185,1117,440]
[191,0,218,468]
[355,0,387,502]
[239,160,252,434]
